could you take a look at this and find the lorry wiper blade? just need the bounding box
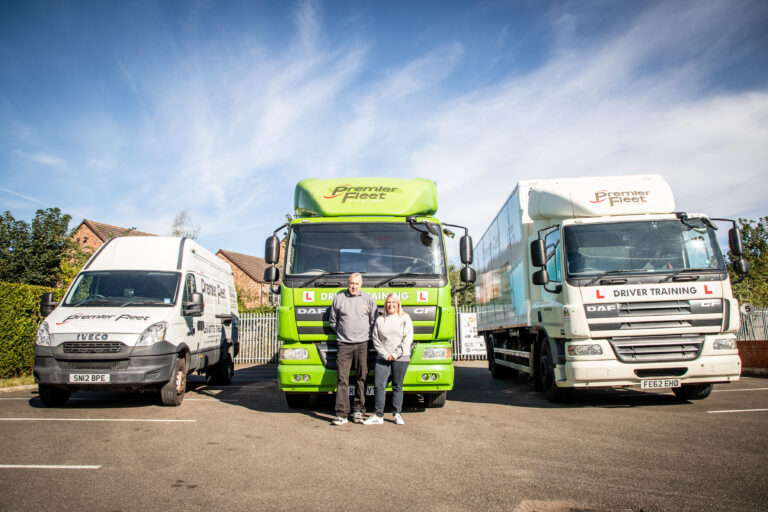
[658,268,717,283]
[586,269,644,285]
[300,272,354,288]
[373,273,430,287]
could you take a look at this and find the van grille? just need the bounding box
[609,336,703,363]
[57,360,129,370]
[62,342,124,354]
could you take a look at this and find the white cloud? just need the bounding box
[16,150,68,169]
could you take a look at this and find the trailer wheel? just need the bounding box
[538,339,573,404]
[160,356,187,406]
[285,393,310,409]
[672,384,713,400]
[424,391,446,408]
[38,385,70,407]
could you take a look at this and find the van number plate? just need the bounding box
[641,378,680,390]
[69,373,110,383]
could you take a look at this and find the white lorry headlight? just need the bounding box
[423,347,451,360]
[713,338,736,350]
[136,322,167,346]
[280,348,309,360]
[35,321,51,346]
[567,344,603,356]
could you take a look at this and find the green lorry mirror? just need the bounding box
[265,235,281,264]
[460,235,473,265]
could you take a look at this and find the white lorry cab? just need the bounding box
[34,236,239,407]
[474,175,749,403]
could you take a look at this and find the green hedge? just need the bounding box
[0,281,65,378]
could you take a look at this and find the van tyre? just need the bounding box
[160,356,187,406]
[538,339,573,404]
[285,393,310,409]
[206,353,234,386]
[424,391,446,408]
[39,385,70,407]
[672,383,713,400]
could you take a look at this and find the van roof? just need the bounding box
[85,236,229,273]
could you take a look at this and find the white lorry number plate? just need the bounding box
[641,378,680,390]
[348,386,375,396]
[68,373,110,383]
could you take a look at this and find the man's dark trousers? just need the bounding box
[335,341,368,417]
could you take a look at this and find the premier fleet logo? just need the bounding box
[590,189,650,206]
[323,185,401,203]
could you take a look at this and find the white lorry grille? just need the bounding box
[609,335,703,362]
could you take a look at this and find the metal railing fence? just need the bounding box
[234,307,767,365]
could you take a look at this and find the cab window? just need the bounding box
[544,229,562,283]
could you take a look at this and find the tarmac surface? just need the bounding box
[1,361,767,511]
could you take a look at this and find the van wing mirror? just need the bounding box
[728,227,744,257]
[40,292,59,317]
[460,235,473,265]
[183,292,204,317]
[531,239,547,267]
[265,235,281,264]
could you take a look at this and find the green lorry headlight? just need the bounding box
[293,374,310,382]
[280,348,309,360]
[713,338,736,350]
[423,347,451,359]
[421,373,429,381]
[567,344,603,356]
[430,373,438,381]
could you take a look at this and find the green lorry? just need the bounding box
[262,178,475,408]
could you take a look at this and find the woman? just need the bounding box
[363,293,413,425]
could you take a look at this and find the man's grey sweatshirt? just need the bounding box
[328,290,378,343]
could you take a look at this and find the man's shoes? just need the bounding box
[331,416,348,426]
[352,411,364,424]
[363,415,384,425]
[393,413,404,425]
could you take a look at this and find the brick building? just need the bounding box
[71,219,156,254]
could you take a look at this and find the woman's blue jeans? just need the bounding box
[373,358,409,417]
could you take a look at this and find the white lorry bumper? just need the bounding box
[561,354,741,388]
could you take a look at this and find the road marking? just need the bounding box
[712,388,768,392]
[0,418,196,422]
[707,408,768,414]
[0,464,101,469]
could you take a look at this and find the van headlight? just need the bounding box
[280,348,309,360]
[35,321,51,346]
[567,344,603,356]
[713,338,736,350]
[136,322,167,346]
[423,347,451,360]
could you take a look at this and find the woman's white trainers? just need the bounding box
[393,413,404,425]
[363,415,384,425]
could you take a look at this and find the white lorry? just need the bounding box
[474,175,749,402]
[34,236,239,406]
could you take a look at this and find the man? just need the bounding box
[329,272,377,425]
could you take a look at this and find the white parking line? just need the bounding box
[712,388,768,392]
[0,418,196,422]
[707,409,768,414]
[0,464,101,469]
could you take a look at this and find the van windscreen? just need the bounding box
[63,271,181,307]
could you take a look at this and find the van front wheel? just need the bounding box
[39,385,70,407]
[160,356,186,406]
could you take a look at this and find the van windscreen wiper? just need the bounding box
[72,298,121,307]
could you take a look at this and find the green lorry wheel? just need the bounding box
[424,391,446,408]
[160,356,187,406]
[38,385,70,407]
[672,384,713,400]
[538,339,573,404]
[285,393,310,409]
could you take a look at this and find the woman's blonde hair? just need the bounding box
[383,293,404,317]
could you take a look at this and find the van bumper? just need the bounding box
[33,342,178,391]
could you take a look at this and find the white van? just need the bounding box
[33,236,239,406]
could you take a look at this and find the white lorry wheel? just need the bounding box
[672,383,713,400]
[538,339,573,404]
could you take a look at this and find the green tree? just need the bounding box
[449,264,476,308]
[0,208,72,287]
[730,217,768,306]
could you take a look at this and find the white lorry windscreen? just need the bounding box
[562,219,727,277]
[286,223,446,276]
[63,271,181,307]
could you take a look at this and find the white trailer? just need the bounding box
[474,175,749,402]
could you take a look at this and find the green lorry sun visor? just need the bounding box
[294,178,438,217]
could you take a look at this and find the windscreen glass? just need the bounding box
[563,219,726,277]
[63,271,180,306]
[287,222,446,275]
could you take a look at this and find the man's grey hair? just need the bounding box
[349,272,363,282]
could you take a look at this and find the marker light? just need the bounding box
[35,321,51,346]
[280,348,309,360]
[567,344,603,356]
[713,338,736,350]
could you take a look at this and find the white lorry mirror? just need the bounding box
[530,239,547,267]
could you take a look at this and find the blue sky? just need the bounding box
[1,0,767,261]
